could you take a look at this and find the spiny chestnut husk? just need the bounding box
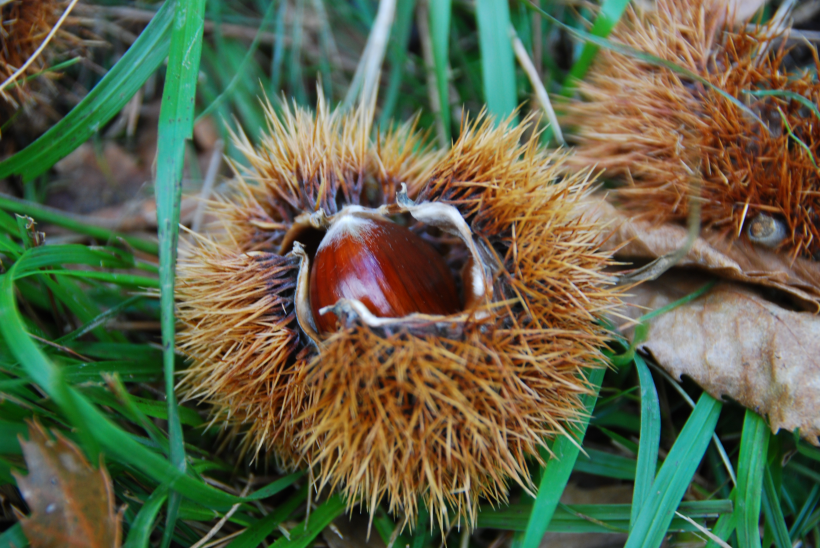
[564,0,820,262]
[176,97,621,529]
[0,0,82,111]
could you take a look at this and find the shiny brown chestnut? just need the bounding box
[290,185,492,345]
[308,215,460,333]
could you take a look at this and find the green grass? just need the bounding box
[0,0,817,547]
[154,1,207,543]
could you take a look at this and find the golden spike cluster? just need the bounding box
[176,98,620,530]
[565,0,820,260]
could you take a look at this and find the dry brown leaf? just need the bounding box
[13,422,122,548]
[88,195,199,232]
[583,198,820,311]
[615,273,820,445]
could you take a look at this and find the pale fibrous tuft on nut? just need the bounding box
[175,95,621,530]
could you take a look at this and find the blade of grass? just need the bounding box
[56,296,145,344]
[0,272,96,455]
[155,0,207,542]
[0,208,19,235]
[310,0,333,98]
[410,506,432,548]
[41,275,119,342]
[196,0,278,125]
[288,0,307,105]
[378,0,417,128]
[0,194,158,255]
[14,57,83,86]
[26,270,159,288]
[745,89,820,122]
[611,282,715,367]
[480,500,733,532]
[789,461,820,484]
[270,495,346,548]
[270,0,288,93]
[511,26,564,146]
[797,441,820,462]
[624,392,722,548]
[100,379,172,454]
[0,523,27,548]
[562,0,630,94]
[775,107,819,169]
[519,366,605,548]
[762,465,791,548]
[123,484,170,548]
[648,360,737,487]
[736,410,770,548]
[596,426,638,455]
[0,276,303,509]
[475,0,517,120]
[3,244,134,272]
[200,41,267,138]
[573,448,636,480]
[631,354,660,528]
[343,0,397,109]
[430,0,452,142]
[0,1,176,181]
[789,477,820,540]
[705,489,738,548]
[226,486,308,548]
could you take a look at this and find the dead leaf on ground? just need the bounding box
[45,114,220,234]
[89,195,199,232]
[582,198,820,311]
[12,421,122,548]
[614,272,820,445]
[51,142,151,215]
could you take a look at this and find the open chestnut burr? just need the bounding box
[176,97,621,530]
[563,0,820,263]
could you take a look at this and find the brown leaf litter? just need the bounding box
[12,421,122,548]
[584,195,820,444]
[584,199,820,311]
[615,271,820,445]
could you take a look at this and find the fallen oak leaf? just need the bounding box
[584,198,820,311]
[614,272,820,445]
[12,421,122,548]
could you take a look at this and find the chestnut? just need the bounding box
[290,185,491,345]
[308,215,460,333]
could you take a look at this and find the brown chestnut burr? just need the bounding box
[308,215,461,333]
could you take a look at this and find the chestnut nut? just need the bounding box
[290,185,491,344]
